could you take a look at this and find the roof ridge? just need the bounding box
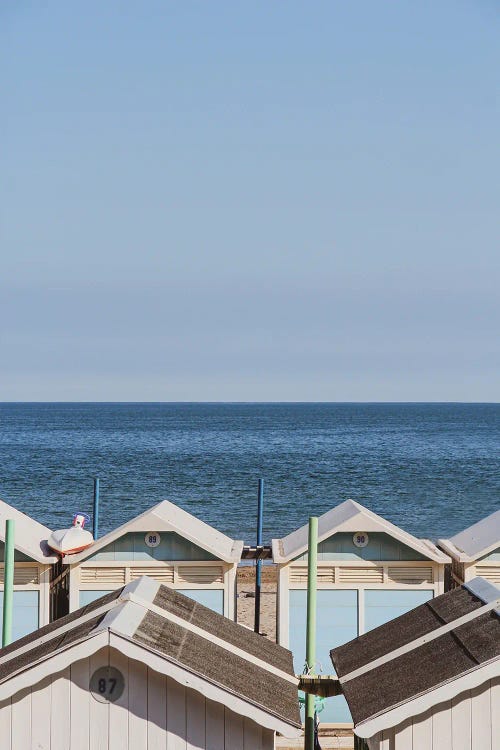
[124,591,298,685]
[338,585,500,685]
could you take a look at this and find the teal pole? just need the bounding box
[2,520,15,648]
[305,516,318,750]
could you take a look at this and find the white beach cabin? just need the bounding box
[0,577,302,749]
[438,508,500,588]
[330,577,500,750]
[272,499,450,725]
[61,500,243,618]
[0,499,57,640]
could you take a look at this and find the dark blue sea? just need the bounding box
[0,403,498,543]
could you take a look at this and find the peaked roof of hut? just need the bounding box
[438,508,500,562]
[0,498,57,564]
[67,499,244,563]
[0,577,301,737]
[272,499,449,563]
[330,577,500,739]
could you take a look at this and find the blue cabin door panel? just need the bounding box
[0,591,39,642]
[176,589,224,614]
[364,589,433,632]
[80,590,113,607]
[289,589,358,724]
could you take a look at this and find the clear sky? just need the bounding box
[1,1,498,401]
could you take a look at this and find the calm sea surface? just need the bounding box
[0,403,498,543]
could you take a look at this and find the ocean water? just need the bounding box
[0,403,498,544]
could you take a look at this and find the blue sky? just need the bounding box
[1,1,498,401]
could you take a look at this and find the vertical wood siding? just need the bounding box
[0,646,276,750]
[373,677,500,750]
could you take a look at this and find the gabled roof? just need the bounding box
[272,499,449,563]
[0,577,301,737]
[0,498,58,564]
[67,499,244,563]
[438,508,500,562]
[330,577,500,739]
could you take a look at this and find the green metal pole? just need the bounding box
[305,516,318,750]
[2,520,15,648]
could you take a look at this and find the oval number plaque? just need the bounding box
[90,666,125,703]
[145,531,161,548]
[353,532,369,548]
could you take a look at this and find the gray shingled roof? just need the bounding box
[0,578,301,732]
[330,578,500,727]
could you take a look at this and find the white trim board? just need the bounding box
[272,500,449,564]
[66,499,243,564]
[0,499,58,564]
[340,593,500,684]
[439,508,500,562]
[0,628,301,739]
[110,632,302,738]
[126,591,298,685]
[355,658,500,739]
[0,630,109,701]
[0,576,301,738]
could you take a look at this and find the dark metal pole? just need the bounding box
[93,477,100,539]
[254,478,264,633]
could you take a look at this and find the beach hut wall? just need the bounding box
[330,577,500,750]
[0,577,302,750]
[59,499,243,619]
[272,499,450,727]
[0,499,57,640]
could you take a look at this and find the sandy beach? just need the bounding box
[236,564,277,640]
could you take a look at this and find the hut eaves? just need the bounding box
[272,499,449,563]
[330,577,500,739]
[438,508,500,562]
[0,577,301,737]
[0,498,58,564]
[67,499,244,563]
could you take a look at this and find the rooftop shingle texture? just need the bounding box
[0,588,123,660]
[153,584,294,675]
[133,609,301,727]
[0,614,104,684]
[331,588,500,725]
[0,582,301,730]
[331,587,484,676]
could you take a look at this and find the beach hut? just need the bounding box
[330,577,500,750]
[272,499,450,725]
[60,500,243,618]
[0,576,301,749]
[0,499,57,640]
[438,508,500,588]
